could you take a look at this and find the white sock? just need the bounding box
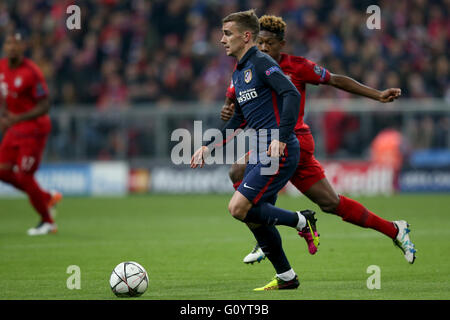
[277,268,296,281]
[296,211,306,231]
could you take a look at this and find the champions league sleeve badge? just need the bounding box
[314,65,322,75]
[265,66,281,76]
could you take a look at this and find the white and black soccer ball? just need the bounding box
[110,261,149,297]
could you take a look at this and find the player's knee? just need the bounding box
[228,202,248,221]
[228,164,245,185]
[318,195,340,213]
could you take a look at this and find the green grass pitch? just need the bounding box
[0,193,449,300]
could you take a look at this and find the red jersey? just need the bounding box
[0,57,51,135]
[226,53,330,133]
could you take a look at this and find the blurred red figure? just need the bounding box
[0,32,62,236]
[370,128,404,172]
[323,108,347,156]
[221,15,416,264]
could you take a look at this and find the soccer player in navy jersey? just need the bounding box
[221,15,416,265]
[191,10,318,290]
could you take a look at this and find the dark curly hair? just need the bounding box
[259,15,286,40]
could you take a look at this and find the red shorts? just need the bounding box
[0,130,48,174]
[289,132,325,193]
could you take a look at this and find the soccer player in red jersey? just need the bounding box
[0,32,62,235]
[222,15,416,264]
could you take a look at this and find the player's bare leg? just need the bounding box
[303,177,416,263]
[228,191,253,221]
[302,178,340,212]
[229,155,319,262]
[229,163,246,190]
[228,152,249,190]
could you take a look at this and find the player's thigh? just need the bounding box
[293,133,339,210]
[229,163,247,183]
[290,152,326,193]
[16,138,47,174]
[230,151,251,178]
[291,134,324,192]
[0,139,18,171]
[238,157,296,206]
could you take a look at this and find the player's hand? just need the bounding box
[190,146,210,168]
[0,112,18,132]
[267,140,286,158]
[3,112,19,127]
[379,88,401,103]
[221,102,235,121]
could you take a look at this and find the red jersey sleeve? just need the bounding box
[225,78,236,100]
[226,64,238,100]
[297,58,331,85]
[29,62,49,100]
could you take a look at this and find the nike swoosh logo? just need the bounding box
[243,183,256,190]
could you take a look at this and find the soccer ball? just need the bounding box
[109,261,149,297]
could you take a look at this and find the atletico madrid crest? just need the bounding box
[244,69,252,83]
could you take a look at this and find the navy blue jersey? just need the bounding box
[210,46,301,149]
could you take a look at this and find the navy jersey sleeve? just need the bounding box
[254,56,301,143]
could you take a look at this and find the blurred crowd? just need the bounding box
[0,0,448,161]
[0,0,449,110]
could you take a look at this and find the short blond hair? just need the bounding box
[222,9,260,40]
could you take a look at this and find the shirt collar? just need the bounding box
[237,46,257,69]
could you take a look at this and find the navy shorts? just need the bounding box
[237,136,300,205]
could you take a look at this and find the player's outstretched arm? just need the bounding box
[378,87,403,102]
[328,74,401,102]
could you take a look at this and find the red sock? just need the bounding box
[334,195,397,239]
[16,172,54,223]
[233,180,242,191]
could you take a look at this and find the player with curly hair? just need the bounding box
[222,15,416,266]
